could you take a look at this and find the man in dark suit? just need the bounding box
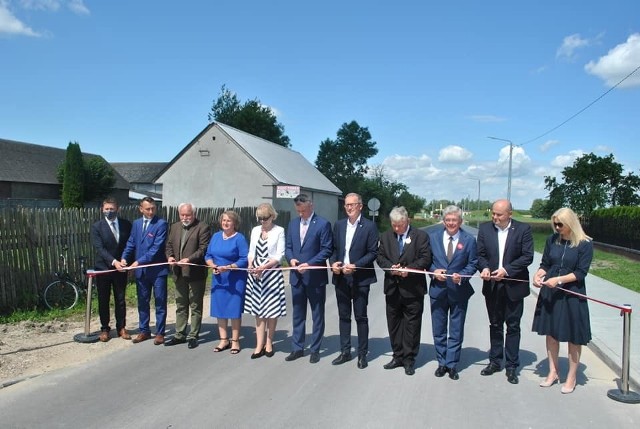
[164,203,211,349]
[90,197,133,342]
[377,206,431,376]
[477,199,534,384]
[121,197,169,346]
[284,193,333,364]
[428,205,477,380]
[330,193,378,369]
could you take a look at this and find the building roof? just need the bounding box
[111,162,168,184]
[0,138,129,188]
[155,122,341,195]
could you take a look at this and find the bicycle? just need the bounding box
[43,247,88,310]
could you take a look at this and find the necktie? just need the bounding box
[300,219,308,245]
[398,234,404,254]
[447,236,454,262]
[110,221,119,242]
[143,219,149,233]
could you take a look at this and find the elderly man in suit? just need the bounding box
[285,193,333,364]
[377,206,432,376]
[428,205,478,380]
[90,197,133,342]
[330,193,378,369]
[121,197,169,345]
[164,203,211,349]
[477,199,534,384]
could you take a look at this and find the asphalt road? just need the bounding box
[2,228,640,428]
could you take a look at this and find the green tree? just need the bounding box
[530,198,548,219]
[315,120,378,194]
[208,85,290,147]
[61,142,85,208]
[84,157,116,201]
[544,153,640,216]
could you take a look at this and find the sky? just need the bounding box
[2,0,639,211]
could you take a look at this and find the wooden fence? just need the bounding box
[0,205,290,313]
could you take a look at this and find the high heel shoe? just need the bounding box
[539,376,559,387]
[561,382,576,394]
[251,347,265,359]
[264,348,275,358]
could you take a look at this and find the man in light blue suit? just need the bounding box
[285,194,333,364]
[121,197,169,345]
[428,205,478,380]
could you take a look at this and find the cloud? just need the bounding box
[539,139,560,152]
[556,33,590,60]
[19,0,60,11]
[0,1,40,36]
[467,114,506,123]
[438,145,473,163]
[585,33,640,88]
[67,0,88,15]
[551,150,584,168]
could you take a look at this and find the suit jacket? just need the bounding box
[476,219,534,301]
[377,226,432,298]
[91,217,132,271]
[122,216,169,279]
[428,227,478,302]
[285,213,333,287]
[165,218,211,280]
[330,216,378,286]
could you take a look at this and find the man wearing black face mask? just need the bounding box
[90,197,133,342]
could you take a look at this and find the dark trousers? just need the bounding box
[385,291,424,366]
[334,278,370,357]
[136,274,168,335]
[174,275,206,340]
[97,271,128,332]
[484,282,524,369]
[291,281,326,353]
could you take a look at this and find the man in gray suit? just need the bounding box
[165,203,211,349]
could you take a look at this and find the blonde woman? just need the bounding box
[244,203,287,359]
[532,207,593,394]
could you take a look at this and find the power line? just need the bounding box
[521,64,640,146]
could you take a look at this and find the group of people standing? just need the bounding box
[91,194,593,394]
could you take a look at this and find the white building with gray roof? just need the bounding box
[154,122,342,223]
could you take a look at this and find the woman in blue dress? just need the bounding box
[205,210,248,354]
[532,207,593,394]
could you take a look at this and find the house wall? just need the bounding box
[10,182,60,199]
[158,127,276,209]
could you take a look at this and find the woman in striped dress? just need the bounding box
[244,203,287,359]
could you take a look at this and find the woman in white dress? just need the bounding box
[244,203,287,359]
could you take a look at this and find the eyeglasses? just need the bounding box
[344,203,361,208]
[553,222,564,228]
[257,216,271,222]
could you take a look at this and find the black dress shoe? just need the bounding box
[448,368,460,380]
[164,337,186,347]
[480,363,502,376]
[357,355,368,369]
[264,349,275,358]
[251,348,265,359]
[506,368,519,384]
[285,350,304,361]
[309,352,320,364]
[383,359,403,370]
[331,353,352,365]
[404,365,415,376]
[434,365,448,377]
[187,338,198,349]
